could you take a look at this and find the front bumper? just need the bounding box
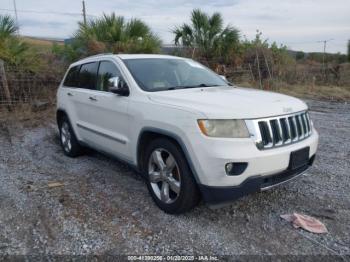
[186,127,318,187]
[199,155,315,204]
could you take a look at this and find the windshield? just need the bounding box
[122,58,229,92]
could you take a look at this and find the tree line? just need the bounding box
[0,10,349,72]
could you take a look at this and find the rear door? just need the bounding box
[76,60,131,161]
[66,62,99,142]
[59,64,81,138]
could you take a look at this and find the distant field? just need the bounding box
[277,84,350,102]
[21,36,64,52]
[235,81,350,102]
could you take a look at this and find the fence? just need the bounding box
[0,60,62,110]
[180,48,350,89]
[1,56,349,112]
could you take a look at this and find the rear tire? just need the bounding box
[58,116,83,157]
[143,138,200,214]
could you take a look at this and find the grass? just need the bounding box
[0,104,55,127]
[20,36,64,52]
[278,84,350,102]
[236,81,350,102]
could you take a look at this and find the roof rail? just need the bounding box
[83,53,114,59]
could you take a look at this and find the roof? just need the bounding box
[70,53,184,67]
[117,54,182,60]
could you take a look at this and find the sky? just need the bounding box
[1,0,349,53]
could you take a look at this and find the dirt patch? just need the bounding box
[0,99,349,257]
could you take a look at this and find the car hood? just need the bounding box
[148,86,308,119]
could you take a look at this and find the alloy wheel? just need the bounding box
[60,122,72,153]
[148,148,181,204]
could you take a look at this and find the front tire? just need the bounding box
[143,138,200,214]
[58,116,83,157]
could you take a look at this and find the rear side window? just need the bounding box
[78,62,98,90]
[63,65,80,87]
[97,61,121,91]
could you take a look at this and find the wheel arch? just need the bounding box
[56,109,80,141]
[56,108,68,126]
[136,127,200,184]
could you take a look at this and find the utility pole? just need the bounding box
[82,1,87,26]
[317,38,333,79]
[13,0,19,35]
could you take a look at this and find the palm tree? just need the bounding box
[0,15,17,40]
[74,13,161,55]
[0,15,41,70]
[173,9,240,61]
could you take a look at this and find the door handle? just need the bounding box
[89,96,97,101]
[67,92,73,96]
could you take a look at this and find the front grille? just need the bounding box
[252,111,312,150]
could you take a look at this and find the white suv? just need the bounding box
[56,54,319,214]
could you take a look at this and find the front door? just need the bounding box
[75,60,131,161]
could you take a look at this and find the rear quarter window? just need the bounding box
[63,65,80,87]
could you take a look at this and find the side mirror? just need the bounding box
[219,75,233,86]
[108,76,129,96]
[219,75,227,81]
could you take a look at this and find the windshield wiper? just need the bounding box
[167,84,220,90]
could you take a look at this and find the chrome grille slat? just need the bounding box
[297,115,305,139]
[258,121,272,147]
[306,113,312,135]
[300,114,306,133]
[276,119,284,145]
[302,114,309,134]
[283,118,292,144]
[292,116,298,141]
[270,119,282,146]
[266,120,274,147]
[250,111,312,150]
[279,118,291,144]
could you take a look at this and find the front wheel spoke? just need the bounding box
[165,154,176,172]
[149,171,162,183]
[152,151,166,171]
[167,177,180,194]
[160,182,170,202]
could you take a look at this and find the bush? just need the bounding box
[0,15,42,71]
[53,13,161,63]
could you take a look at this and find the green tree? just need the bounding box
[240,30,269,51]
[348,40,350,62]
[0,15,41,70]
[54,13,161,62]
[296,51,305,60]
[173,9,240,61]
[0,14,17,40]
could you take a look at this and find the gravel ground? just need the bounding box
[0,99,349,259]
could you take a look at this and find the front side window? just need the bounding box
[122,58,228,92]
[63,65,80,87]
[97,61,121,91]
[78,62,98,90]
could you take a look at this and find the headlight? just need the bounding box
[197,119,249,138]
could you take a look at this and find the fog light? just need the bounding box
[225,162,248,176]
[225,163,234,174]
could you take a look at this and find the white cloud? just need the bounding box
[1,0,349,53]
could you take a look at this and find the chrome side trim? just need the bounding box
[77,123,127,144]
[260,167,310,191]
